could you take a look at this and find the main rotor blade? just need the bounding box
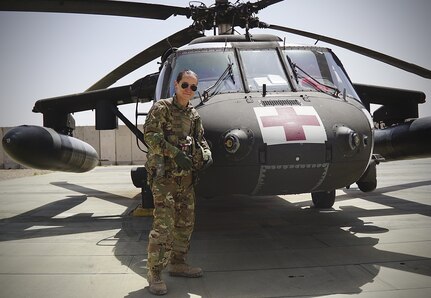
[254,0,285,11]
[87,26,204,91]
[0,0,190,20]
[266,23,431,79]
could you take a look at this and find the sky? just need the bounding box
[0,0,430,128]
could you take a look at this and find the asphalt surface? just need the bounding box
[0,168,52,181]
[0,159,430,297]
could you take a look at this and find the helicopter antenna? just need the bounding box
[213,10,217,35]
[230,11,236,34]
[245,20,250,40]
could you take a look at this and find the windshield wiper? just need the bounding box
[202,61,234,103]
[293,64,341,98]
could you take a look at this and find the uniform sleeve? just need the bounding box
[195,116,210,151]
[143,103,180,159]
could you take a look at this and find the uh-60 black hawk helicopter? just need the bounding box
[2,0,431,209]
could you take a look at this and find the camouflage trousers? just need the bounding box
[147,173,196,273]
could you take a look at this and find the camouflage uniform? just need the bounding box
[144,95,210,273]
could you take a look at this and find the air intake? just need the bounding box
[260,99,301,107]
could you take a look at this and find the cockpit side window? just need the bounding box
[167,50,243,98]
[155,61,170,100]
[240,49,292,92]
[285,49,360,100]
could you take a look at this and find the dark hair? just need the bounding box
[176,69,198,83]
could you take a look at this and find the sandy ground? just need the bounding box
[0,169,52,181]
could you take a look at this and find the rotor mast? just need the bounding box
[215,0,232,35]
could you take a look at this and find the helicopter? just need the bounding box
[1,0,431,209]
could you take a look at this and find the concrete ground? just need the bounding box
[0,159,430,298]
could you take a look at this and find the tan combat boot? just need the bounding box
[147,270,168,295]
[168,263,203,278]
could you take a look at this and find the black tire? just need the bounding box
[357,181,377,192]
[312,190,336,208]
[142,184,155,209]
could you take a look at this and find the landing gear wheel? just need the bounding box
[142,183,154,209]
[356,160,377,192]
[312,190,336,208]
[130,167,154,208]
[357,181,377,192]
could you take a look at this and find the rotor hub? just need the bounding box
[189,1,263,34]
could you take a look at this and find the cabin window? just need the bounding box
[168,50,243,97]
[240,49,292,92]
[285,49,359,100]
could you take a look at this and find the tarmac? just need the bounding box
[0,159,430,298]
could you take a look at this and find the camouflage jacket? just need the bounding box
[144,96,210,178]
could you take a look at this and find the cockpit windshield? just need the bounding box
[156,45,360,101]
[240,49,292,92]
[285,49,359,100]
[168,50,242,97]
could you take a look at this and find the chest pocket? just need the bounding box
[165,107,196,146]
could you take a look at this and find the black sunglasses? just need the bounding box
[181,82,198,91]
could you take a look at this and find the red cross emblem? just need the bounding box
[260,107,320,141]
